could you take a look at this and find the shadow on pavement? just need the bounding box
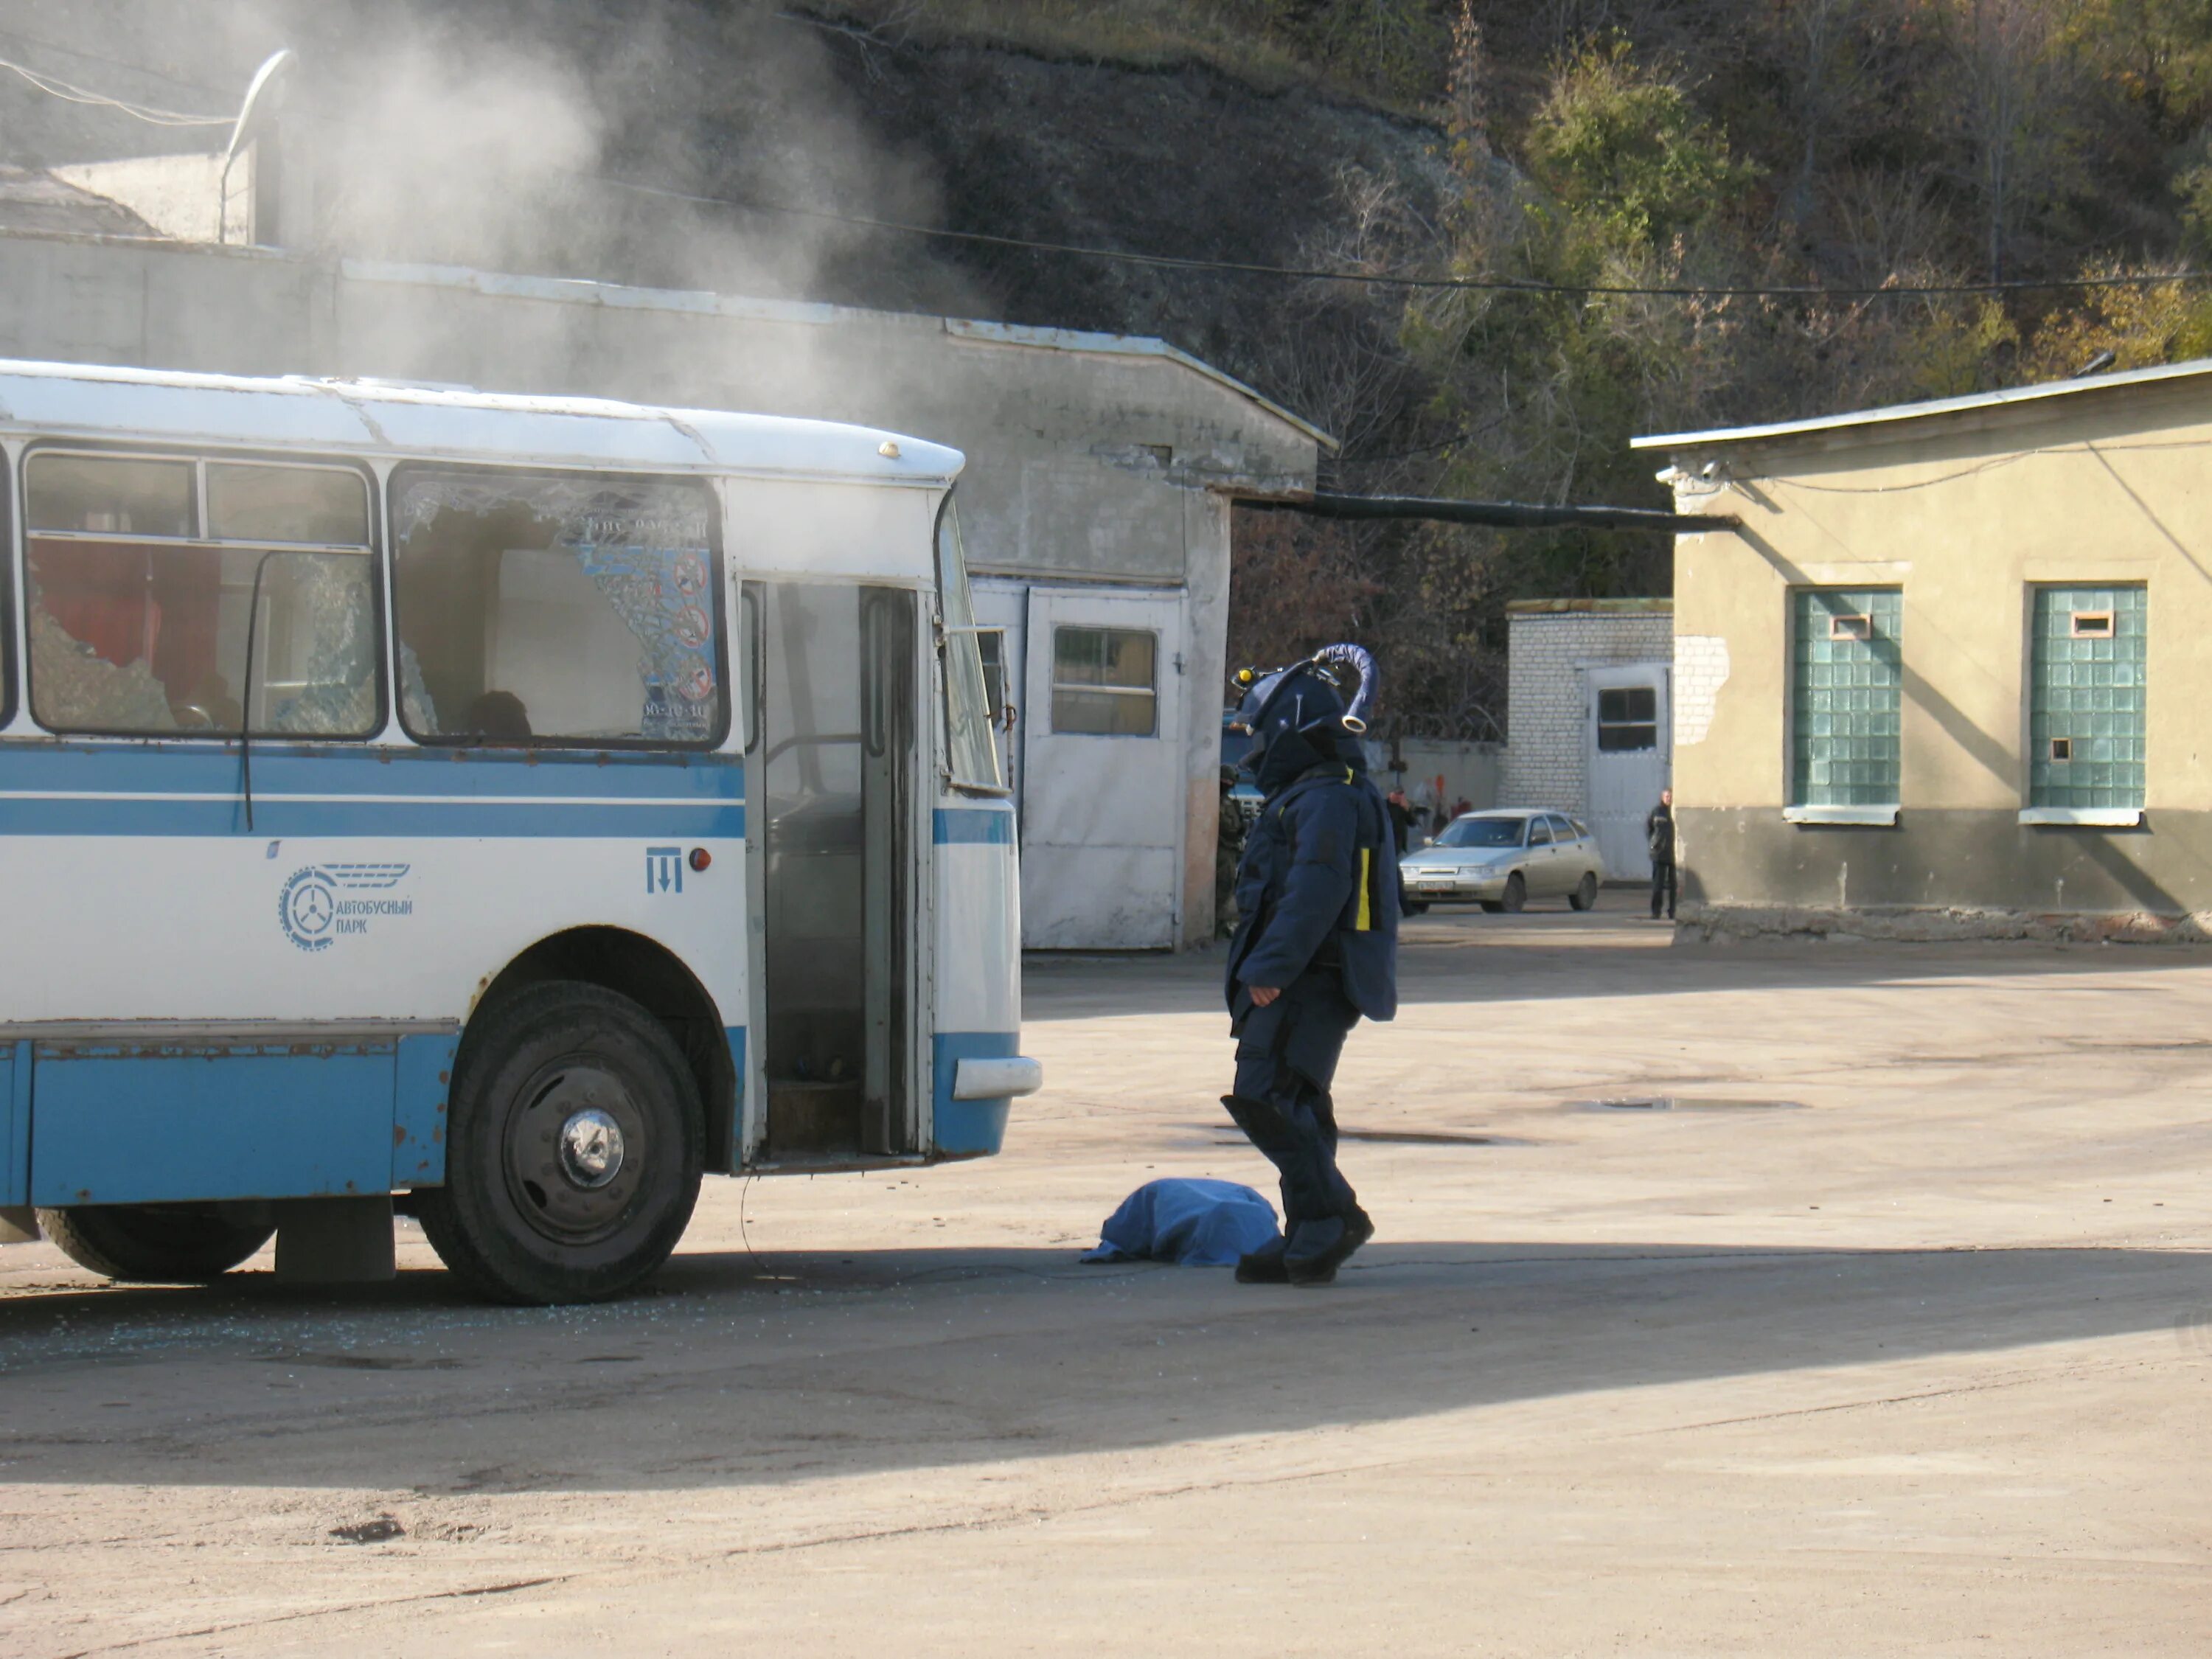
[1,1237,2204,1492]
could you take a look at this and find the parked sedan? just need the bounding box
[1399,810,1609,914]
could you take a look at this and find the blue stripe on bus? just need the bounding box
[0,742,747,837]
[0,796,744,838]
[0,742,745,799]
[1,1043,27,1208]
[933,807,1015,845]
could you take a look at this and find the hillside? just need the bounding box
[5,0,2208,734]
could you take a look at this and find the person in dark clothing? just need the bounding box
[1214,765,1248,939]
[1222,650,1399,1287]
[1646,787,1678,921]
[1384,786,1416,855]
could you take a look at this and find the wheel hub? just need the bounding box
[558,1107,625,1189]
[504,1065,645,1244]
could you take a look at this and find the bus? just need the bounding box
[0,359,1040,1304]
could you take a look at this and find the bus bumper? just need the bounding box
[933,1035,1039,1158]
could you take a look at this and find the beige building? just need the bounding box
[1636,361,2212,941]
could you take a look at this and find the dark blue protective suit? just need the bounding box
[1223,662,1399,1283]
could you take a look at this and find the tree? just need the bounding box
[1935,0,2072,281]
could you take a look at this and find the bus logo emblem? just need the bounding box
[277,863,414,952]
[280,868,338,951]
[646,846,684,894]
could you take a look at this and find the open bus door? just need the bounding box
[742,581,918,1164]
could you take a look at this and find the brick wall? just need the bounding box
[1501,606,1675,813]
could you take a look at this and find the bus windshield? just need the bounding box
[936,501,1004,791]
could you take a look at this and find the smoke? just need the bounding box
[0,0,979,318]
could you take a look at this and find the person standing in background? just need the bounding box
[1385,787,1416,855]
[1646,787,1678,922]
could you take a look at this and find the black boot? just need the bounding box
[1235,1236,1290,1284]
[1286,1207,1375,1287]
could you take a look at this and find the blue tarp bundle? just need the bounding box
[1079,1178,1282,1267]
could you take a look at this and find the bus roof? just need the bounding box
[0,358,966,485]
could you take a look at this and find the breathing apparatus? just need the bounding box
[1226,643,1377,793]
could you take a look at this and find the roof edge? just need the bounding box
[1630,357,2212,452]
[1506,597,1674,616]
[341,258,1336,452]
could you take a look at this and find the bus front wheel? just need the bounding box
[39,1204,274,1282]
[418,980,704,1305]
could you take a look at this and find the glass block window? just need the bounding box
[2029,585,2146,809]
[1790,588,1902,807]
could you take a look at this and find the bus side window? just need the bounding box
[21,451,379,738]
[389,469,726,749]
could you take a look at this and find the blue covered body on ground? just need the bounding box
[1079,1178,1282,1267]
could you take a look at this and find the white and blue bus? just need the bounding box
[0,359,1038,1303]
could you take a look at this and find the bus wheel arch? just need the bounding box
[472,927,736,1175]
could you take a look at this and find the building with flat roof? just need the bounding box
[1637,360,2212,941]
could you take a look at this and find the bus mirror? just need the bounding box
[976,626,1009,728]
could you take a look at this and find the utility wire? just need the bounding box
[595,174,2212,302]
[0,53,229,126]
[10,28,2208,305]
[0,24,235,100]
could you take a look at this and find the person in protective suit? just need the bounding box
[1222,651,1399,1287]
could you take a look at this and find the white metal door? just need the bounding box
[1021,586,1185,949]
[1586,663,1671,883]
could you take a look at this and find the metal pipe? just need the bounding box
[1245,490,1736,534]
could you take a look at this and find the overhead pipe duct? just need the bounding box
[1245,490,1736,535]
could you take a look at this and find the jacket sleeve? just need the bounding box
[1236,787,1359,989]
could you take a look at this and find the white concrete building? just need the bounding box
[0,226,1326,950]
[1500,599,1674,880]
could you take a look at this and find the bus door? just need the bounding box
[744,582,917,1162]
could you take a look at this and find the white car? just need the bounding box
[1399,810,1610,914]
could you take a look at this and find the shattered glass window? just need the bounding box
[389,469,725,748]
[22,452,379,738]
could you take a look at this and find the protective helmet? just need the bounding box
[1227,644,1376,791]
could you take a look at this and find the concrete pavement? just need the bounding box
[3,900,2210,1655]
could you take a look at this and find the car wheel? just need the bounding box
[1479,900,1505,914]
[1569,872,1599,911]
[1501,872,1526,914]
[1402,900,1430,916]
[39,1203,274,1282]
[417,980,704,1306]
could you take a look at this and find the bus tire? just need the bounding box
[418,980,703,1306]
[38,1204,274,1283]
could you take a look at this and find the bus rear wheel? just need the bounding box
[38,1203,274,1282]
[418,981,703,1306]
